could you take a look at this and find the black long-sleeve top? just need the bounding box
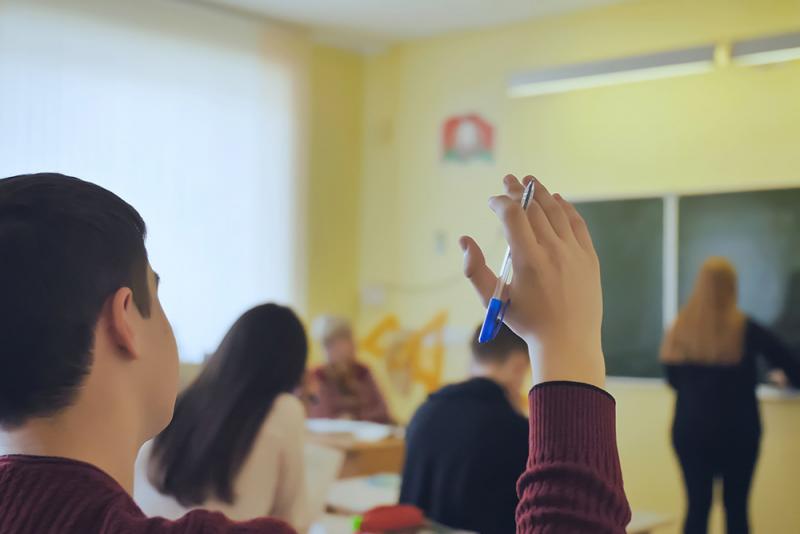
[665,318,800,443]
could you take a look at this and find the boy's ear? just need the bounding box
[106,287,139,360]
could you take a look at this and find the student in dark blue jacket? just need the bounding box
[400,323,529,534]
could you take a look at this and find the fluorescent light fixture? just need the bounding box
[731,31,800,66]
[508,45,716,98]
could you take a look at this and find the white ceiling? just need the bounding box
[191,0,628,49]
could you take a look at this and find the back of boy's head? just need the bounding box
[471,323,528,365]
[0,173,151,428]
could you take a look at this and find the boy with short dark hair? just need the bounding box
[0,173,292,533]
[400,324,530,534]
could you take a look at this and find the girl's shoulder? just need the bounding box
[270,393,306,422]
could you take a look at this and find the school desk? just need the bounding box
[325,474,673,534]
[306,423,405,478]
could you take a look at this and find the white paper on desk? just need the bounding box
[306,419,393,442]
[326,474,401,515]
[308,513,353,534]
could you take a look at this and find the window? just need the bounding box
[0,0,307,361]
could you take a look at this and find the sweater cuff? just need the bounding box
[531,380,615,402]
[527,381,622,484]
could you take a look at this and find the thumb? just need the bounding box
[459,236,496,307]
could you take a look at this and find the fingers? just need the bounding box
[503,174,525,202]
[493,174,591,257]
[488,195,541,270]
[555,195,595,253]
[532,180,574,242]
[459,236,497,306]
[502,174,555,250]
[526,194,557,246]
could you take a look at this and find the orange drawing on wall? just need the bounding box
[361,312,447,395]
[442,114,494,162]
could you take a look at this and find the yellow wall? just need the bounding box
[347,0,800,532]
[307,45,364,334]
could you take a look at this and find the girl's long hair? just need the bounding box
[147,303,307,506]
[661,257,745,365]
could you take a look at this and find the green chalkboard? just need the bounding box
[576,199,664,378]
[679,188,800,353]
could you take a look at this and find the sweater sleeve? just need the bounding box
[357,367,393,424]
[663,364,680,390]
[750,320,800,388]
[306,369,338,419]
[659,326,680,390]
[516,382,631,534]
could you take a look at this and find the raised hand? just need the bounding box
[460,174,606,388]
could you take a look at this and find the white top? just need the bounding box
[134,393,309,531]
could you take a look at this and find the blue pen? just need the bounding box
[478,180,534,343]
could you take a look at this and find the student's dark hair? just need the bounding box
[0,173,150,428]
[471,323,527,363]
[148,303,308,506]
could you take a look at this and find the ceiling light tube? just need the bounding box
[508,45,716,98]
[731,31,800,66]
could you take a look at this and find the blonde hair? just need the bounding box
[661,257,746,365]
[312,315,351,345]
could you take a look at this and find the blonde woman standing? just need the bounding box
[661,257,800,534]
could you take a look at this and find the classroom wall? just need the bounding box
[348,0,800,532]
[306,45,364,362]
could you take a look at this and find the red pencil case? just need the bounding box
[357,504,426,532]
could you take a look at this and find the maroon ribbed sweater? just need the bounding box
[519,382,631,533]
[0,382,630,533]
